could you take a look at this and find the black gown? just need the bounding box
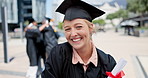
[41,42,116,78]
[25,29,46,66]
[42,26,58,56]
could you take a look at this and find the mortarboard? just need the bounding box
[56,0,105,22]
[45,17,51,22]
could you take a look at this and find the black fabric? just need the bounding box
[54,32,60,39]
[36,31,46,63]
[42,26,58,56]
[25,30,40,66]
[26,38,38,66]
[56,0,105,21]
[25,29,40,38]
[41,42,116,78]
[25,28,46,66]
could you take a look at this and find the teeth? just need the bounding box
[72,38,81,42]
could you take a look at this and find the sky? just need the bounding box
[46,0,53,18]
[46,0,113,18]
[82,0,113,4]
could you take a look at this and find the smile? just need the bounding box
[72,38,81,42]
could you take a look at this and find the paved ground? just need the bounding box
[92,29,148,78]
[0,29,148,78]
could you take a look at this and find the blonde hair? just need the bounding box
[83,19,96,34]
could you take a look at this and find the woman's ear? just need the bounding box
[92,23,95,30]
[89,23,95,33]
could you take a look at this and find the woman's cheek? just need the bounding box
[65,33,70,40]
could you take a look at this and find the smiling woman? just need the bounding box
[42,0,116,78]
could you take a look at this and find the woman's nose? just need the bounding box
[70,29,78,37]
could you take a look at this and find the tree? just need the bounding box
[127,0,148,26]
[106,13,117,26]
[127,0,139,13]
[106,13,117,20]
[115,9,128,19]
[127,0,148,14]
[106,9,128,26]
[92,19,106,32]
[106,9,128,19]
[57,22,63,29]
[92,19,106,26]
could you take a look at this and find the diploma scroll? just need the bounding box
[107,58,127,78]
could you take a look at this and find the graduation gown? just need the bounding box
[25,29,40,38]
[25,29,46,66]
[42,26,58,56]
[41,42,116,78]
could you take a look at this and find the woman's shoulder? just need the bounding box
[96,48,116,72]
[50,42,72,56]
[46,42,72,65]
[96,48,116,65]
[97,49,116,74]
[55,42,72,50]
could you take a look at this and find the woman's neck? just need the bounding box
[76,42,93,63]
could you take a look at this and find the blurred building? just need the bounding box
[0,0,18,24]
[95,2,120,19]
[96,0,127,19]
[0,0,46,31]
[51,0,63,26]
[95,0,127,28]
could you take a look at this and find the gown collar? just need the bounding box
[72,42,98,67]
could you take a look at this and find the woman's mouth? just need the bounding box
[72,38,81,42]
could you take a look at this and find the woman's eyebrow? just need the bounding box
[74,23,83,26]
[63,23,83,28]
[63,25,70,29]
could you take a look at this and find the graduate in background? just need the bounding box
[25,18,47,78]
[41,0,116,78]
[41,17,58,58]
[25,18,39,78]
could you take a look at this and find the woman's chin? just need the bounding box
[71,43,84,50]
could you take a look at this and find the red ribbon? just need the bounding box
[106,71,125,78]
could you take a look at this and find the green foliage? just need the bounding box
[106,13,117,20]
[116,9,128,19]
[92,20,99,24]
[106,9,128,20]
[127,0,138,13]
[57,22,63,29]
[92,19,106,26]
[127,0,148,14]
[24,20,29,26]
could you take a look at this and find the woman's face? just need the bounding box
[63,19,94,50]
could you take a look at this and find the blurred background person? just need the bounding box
[42,17,58,59]
[25,18,39,78]
[25,18,47,78]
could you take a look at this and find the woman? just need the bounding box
[42,0,116,78]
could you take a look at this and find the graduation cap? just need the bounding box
[56,0,105,22]
[45,17,51,22]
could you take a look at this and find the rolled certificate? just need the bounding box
[107,58,127,78]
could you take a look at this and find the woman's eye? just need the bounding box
[64,28,71,31]
[76,26,82,29]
